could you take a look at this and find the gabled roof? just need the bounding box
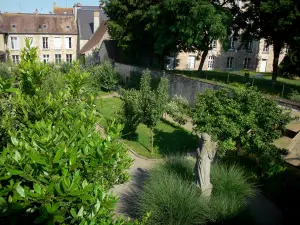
[77,6,109,40]
[0,13,77,34]
[79,21,108,54]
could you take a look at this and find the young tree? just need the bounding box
[139,70,169,152]
[192,87,291,176]
[233,0,300,83]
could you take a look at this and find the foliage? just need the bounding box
[0,42,144,224]
[0,63,13,79]
[19,38,50,95]
[192,87,291,176]
[120,70,169,151]
[166,95,190,125]
[233,0,300,82]
[288,89,300,102]
[137,156,255,225]
[91,61,119,91]
[39,71,68,97]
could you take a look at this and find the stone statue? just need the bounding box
[195,133,217,197]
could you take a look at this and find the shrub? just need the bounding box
[137,156,255,225]
[91,61,119,91]
[0,63,13,79]
[288,89,300,102]
[166,95,190,125]
[39,71,67,97]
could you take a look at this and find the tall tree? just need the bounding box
[233,0,300,83]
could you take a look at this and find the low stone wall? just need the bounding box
[115,63,223,106]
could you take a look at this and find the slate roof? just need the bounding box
[79,21,108,54]
[0,13,77,34]
[77,6,109,40]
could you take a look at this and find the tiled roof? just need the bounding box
[0,13,77,34]
[79,21,108,54]
[53,7,73,15]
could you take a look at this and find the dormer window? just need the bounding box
[43,24,47,29]
[11,24,16,28]
[39,25,42,30]
[66,25,70,31]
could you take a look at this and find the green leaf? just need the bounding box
[53,148,64,163]
[11,137,19,146]
[29,150,46,165]
[7,169,23,175]
[16,184,25,198]
[70,208,77,218]
[53,215,65,223]
[34,183,41,194]
[13,151,21,162]
[77,206,84,217]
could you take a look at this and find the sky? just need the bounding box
[0,0,100,14]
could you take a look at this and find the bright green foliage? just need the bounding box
[192,87,291,176]
[234,0,300,82]
[120,70,169,152]
[166,95,190,125]
[19,38,50,95]
[0,62,13,79]
[90,61,119,91]
[0,42,142,224]
[137,156,255,224]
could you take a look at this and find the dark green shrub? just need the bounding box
[288,89,300,102]
[91,61,119,91]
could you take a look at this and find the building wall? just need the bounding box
[80,40,88,50]
[256,39,287,73]
[7,34,77,63]
[0,34,5,51]
[175,39,287,73]
[175,40,260,71]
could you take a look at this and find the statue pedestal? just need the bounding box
[201,184,213,198]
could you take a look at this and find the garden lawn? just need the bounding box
[96,97,198,158]
[171,70,300,98]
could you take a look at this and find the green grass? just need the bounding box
[96,97,198,158]
[171,70,300,99]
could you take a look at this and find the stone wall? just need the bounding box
[115,62,223,106]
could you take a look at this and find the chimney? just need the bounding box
[73,3,82,21]
[35,9,38,15]
[53,2,57,9]
[93,11,100,33]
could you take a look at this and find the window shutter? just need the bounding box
[64,37,69,49]
[54,37,61,49]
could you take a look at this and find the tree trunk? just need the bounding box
[272,41,281,84]
[197,49,209,76]
[151,127,154,153]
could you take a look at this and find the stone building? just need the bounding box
[0,12,78,64]
[172,38,288,73]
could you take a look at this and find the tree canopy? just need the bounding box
[192,87,291,176]
[233,0,300,82]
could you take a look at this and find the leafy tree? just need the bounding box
[120,70,169,152]
[233,0,300,83]
[148,0,231,72]
[139,70,169,152]
[192,87,291,176]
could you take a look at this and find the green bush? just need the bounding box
[166,95,190,125]
[39,71,67,97]
[0,63,13,79]
[91,61,119,91]
[137,156,255,225]
[288,89,300,102]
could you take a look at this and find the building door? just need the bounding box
[188,56,196,70]
[260,59,267,72]
[207,56,215,70]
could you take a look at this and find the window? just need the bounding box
[11,24,16,28]
[12,55,19,64]
[226,57,234,69]
[65,37,72,49]
[66,26,70,31]
[54,37,62,49]
[42,37,49,49]
[207,56,215,70]
[166,56,175,70]
[66,54,72,63]
[229,38,235,50]
[43,54,50,63]
[188,56,196,69]
[55,54,61,63]
[211,40,217,49]
[246,41,252,51]
[11,37,19,50]
[263,40,269,53]
[43,24,47,29]
[244,58,251,69]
